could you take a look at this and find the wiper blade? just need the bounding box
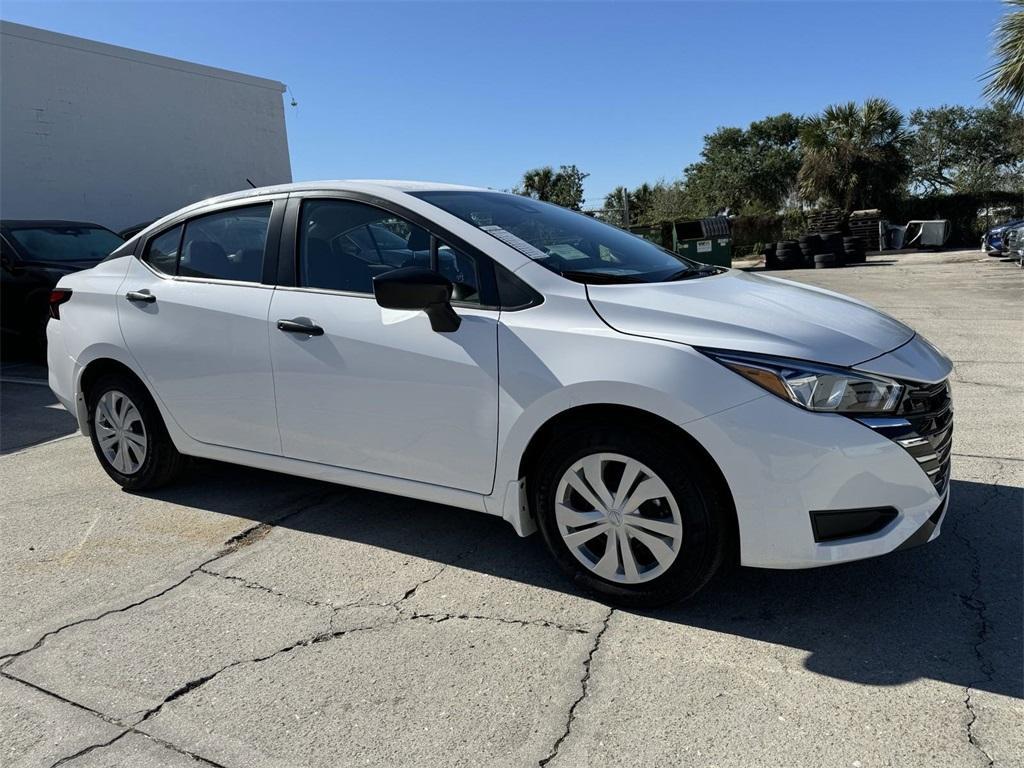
[666,266,721,281]
[559,270,647,284]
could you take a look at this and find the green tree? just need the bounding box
[680,113,802,216]
[517,165,589,210]
[798,98,911,212]
[909,102,1024,194]
[601,186,631,227]
[983,0,1024,108]
[602,181,694,227]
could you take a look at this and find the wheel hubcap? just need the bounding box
[554,452,683,584]
[95,390,147,475]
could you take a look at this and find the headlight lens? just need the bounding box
[703,350,904,413]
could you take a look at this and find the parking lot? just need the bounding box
[1,250,1021,768]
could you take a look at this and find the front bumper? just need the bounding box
[686,391,950,570]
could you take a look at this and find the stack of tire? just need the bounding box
[814,231,845,269]
[843,236,866,264]
[798,234,822,268]
[774,240,802,269]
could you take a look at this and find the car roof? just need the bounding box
[187,179,492,208]
[128,180,501,244]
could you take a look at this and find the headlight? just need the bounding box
[702,349,904,413]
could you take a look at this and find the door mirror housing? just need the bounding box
[373,267,461,332]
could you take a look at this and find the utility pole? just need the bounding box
[621,188,631,230]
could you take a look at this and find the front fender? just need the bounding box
[486,298,768,534]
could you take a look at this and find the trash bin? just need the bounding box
[628,222,674,250]
[672,217,732,268]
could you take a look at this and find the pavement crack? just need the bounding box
[1,488,337,670]
[0,572,201,673]
[949,483,1000,767]
[133,619,394,725]
[48,730,129,768]
[407,611,591,635]
[538,606,613,767]
[197,567,334,610]
[1,670,125,729]
[392,536,488,606]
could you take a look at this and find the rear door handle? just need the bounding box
[277,319,324,336]
[125,290,156,303]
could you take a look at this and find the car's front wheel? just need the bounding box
[86,373,185,490]
[533,425,732,607]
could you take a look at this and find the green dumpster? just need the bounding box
[628,222,674,249]
[673,217,732,268]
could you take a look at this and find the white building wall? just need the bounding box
[0,21,292,230]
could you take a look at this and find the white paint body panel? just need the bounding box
[117,258,281,454]
[268,290,498,493]
[48,180,953,573]
[586,269,914,367]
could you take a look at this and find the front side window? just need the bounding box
[177,204,271,282]
[412,190,706,284]
[299,199,481,303]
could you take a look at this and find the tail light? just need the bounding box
[48,288,72,319]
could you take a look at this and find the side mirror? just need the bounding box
[372,267,461,333]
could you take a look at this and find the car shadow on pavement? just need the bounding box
[0,380,78,454]
[143,465,1022,699]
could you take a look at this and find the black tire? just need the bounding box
[532,423,732,607]
[814,252,837,269]
[85,372,186,491]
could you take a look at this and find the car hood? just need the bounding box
[586,269,915,368]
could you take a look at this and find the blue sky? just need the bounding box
[2,1,1006,207]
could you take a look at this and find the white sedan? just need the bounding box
[47,181,953,605]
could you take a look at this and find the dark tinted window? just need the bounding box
[299,199,481,303]
[178,204,270,282]
[144,225,182,274]
[7,225,123,263]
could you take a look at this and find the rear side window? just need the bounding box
[178,204,271,282]
[143,225,182,274]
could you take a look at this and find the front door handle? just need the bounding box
[277,319,324,336]
[125,290,156,303]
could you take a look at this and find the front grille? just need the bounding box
[895,380,953,494]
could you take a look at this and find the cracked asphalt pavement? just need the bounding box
[1,250,1021,767]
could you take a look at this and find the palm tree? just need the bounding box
[518,167,556,201]
[984,0,1024,108]
[603,186,630,226]
[798,98,911,213]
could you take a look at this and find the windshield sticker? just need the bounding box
[544,243,590,261]
[480,225,551,261]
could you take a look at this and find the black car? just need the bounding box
[1,220,124,349]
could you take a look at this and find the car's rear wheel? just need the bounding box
[86,373,185,490]
[532,425,731,607]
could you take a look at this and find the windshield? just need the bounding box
[7,225,124,262]
[412,190,706,284]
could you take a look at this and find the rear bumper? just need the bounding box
[46,321,86,432]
